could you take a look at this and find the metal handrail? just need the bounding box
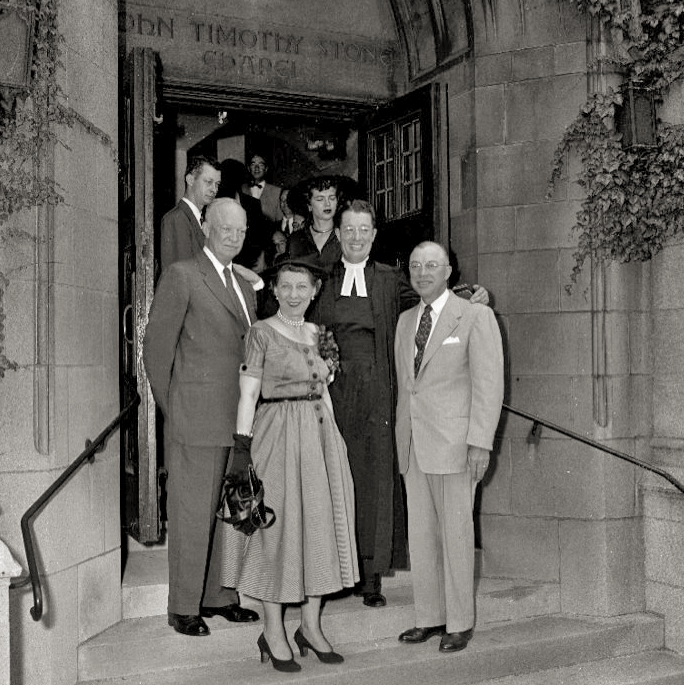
[9,394,141,621]
[503,403,684,495]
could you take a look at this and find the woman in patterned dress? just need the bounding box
[221,255,358,672]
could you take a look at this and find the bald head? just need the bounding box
[409,241,452,304]
[203,198,247,265]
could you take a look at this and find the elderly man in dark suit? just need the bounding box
[143,198,260,636]
[394,241,504,653]
[159,155,221,271]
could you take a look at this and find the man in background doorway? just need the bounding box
[160,155,221,272]
[242,153,283,223]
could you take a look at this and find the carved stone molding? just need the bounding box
[33,144,54,455]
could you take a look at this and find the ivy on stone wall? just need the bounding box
[0,0,116,223]
[0,0,116,377]
[551,0,684,288]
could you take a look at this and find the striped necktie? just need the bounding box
[414,304,432,377]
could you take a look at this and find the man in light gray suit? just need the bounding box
[394,241,504,653]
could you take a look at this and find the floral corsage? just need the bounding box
[318,325,341,384]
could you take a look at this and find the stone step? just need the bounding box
[121,547,417,618]
[83,569,559,681]
[78,613,670,684]
[122,548,489,619]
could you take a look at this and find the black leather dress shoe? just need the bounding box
[398,625,446,643]
[168,613,210,637]
[362,592,386,608]
[200,604,260,623]
[439,628,474,652]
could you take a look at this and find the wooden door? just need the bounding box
[120,47,160,544]
[358,83,441,270]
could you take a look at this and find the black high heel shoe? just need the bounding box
[293,627,344,664]
[257,633,301,673]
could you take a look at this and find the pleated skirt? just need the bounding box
[220,398,359,603]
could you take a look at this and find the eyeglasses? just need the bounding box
[340,225,373,238]
[408,261,448,272]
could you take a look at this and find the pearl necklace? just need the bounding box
[277,309,305,327]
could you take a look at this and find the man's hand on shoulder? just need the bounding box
[470,285,489,306]
[233,263,264,290]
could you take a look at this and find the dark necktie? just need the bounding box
[223,266,249,325]
[414,304,432,377]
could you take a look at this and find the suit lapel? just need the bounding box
[417,293,463,378]
[197,252,249,329]
[233,271,256,324]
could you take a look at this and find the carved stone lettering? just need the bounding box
[120,5,398,98]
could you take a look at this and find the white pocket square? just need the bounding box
[443,336,460,345]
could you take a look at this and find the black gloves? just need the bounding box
[228,433,253,482]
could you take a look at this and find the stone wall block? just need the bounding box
[629,311,653,375]
[448,89,475,155]
[10,566,79,685]
[479,514,560,581]
[478,253,512,313]
[560,518,645,616]
[511,438,636,519]
[511,46,555,81]
[647,581,684,654]
[644,515,684,586]
[506,74,585,144]
[480,437,513,515]
[508,250,560,313]
[642,486,684,524]
[508,312,592,376]
[652,244,684,310]
[475,85,505,147]
[504,375,579,437]
[603,311,630,376]
[653,378,684,439]
[478,206,516,253]
[0,472,53,566]
[516,201,582,251]
[67,366,117,459]
[607,374,652,438]
[103,292,120,396]
[72,216,118,293]
[554,42,586,75]
[78,549,122,643]
[54,205,77,287]
[33,468,100,573]
[97,145,119,223]
[653,312,684,376]
[54,286,103,367]
[477,141,559,207]
[55,129,99,216]
[473,0,584,55]
[0,370,37,465]
[2,279,34,367]
[605,260,651,312]
[558,249,592,313]
[61,0,110,68]
[475,53,512,86]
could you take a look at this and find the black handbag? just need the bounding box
[216,465,276,536]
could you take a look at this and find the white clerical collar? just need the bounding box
[182,197,202,226]
[340,257,369,297]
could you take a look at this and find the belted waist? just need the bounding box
[260,394,322,403]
